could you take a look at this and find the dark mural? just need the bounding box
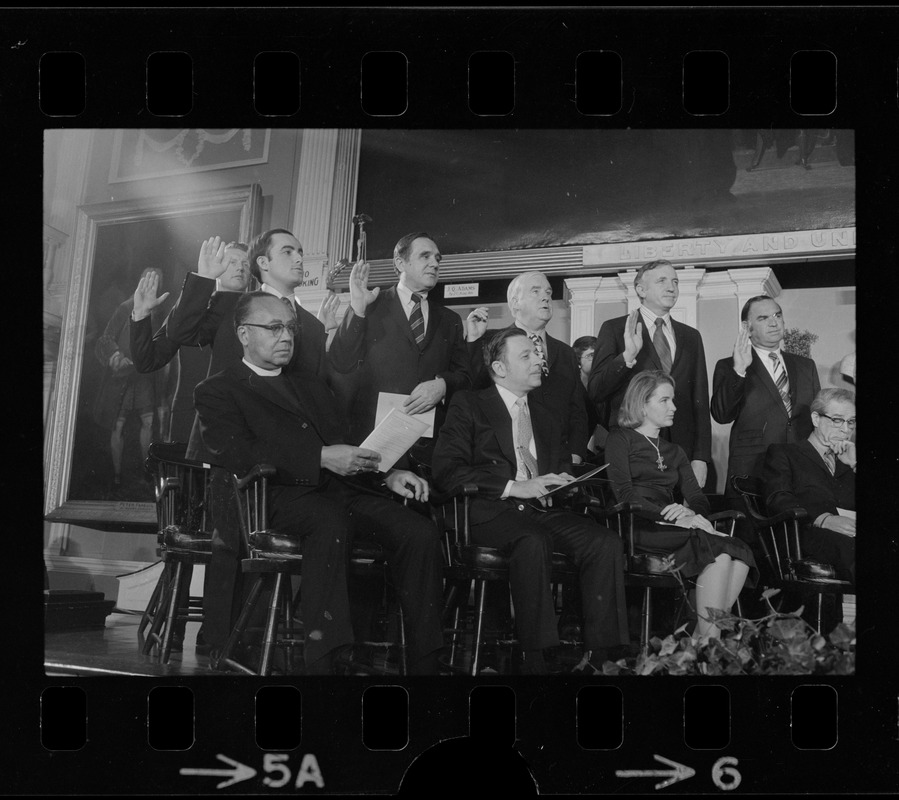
[356,129,855,260]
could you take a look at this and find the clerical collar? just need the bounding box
[243,357,282,377]
[260,282,300,306]
[397,281,428,304]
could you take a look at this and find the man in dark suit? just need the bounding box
[588,259,712,489]
[464,271,590,463]
[762,388,856,584]
[193,292,445,674]
[165,229,339,461]
[327,232,470,457]
[712,295,821,496]
[432,328,629,675]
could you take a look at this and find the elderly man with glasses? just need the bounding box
[762,387,857,586]
[193,291,445,674]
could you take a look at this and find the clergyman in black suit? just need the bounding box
[464,271,590,463]
[712,294,821,496]
[327,232,470,459]
[432,328,629,675]
[588,259,712,489]
[762,387,856,584]
[193,292,445,674]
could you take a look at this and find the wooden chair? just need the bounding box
[584,484,744,657]
[214,465,409,676]
[138,442,213,663]
[730,474,853,633]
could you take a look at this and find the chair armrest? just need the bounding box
[707,510,745,522]
[750,506,809,527]
[429,483,479,506]
[235,464,277,491]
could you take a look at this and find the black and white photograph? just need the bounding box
[21,5,899,796]
[43,127,857,681]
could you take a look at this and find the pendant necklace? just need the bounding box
[641,432,668,471]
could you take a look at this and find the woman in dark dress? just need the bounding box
[605,370,756,641]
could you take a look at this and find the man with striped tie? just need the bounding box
[328,232,471,461]
[589,259,712,487]
[712,295,821,497]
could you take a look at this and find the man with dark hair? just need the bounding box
[433,327,629,675]
[464,271,590,463]
[194,292,445,674]
[327,231,470,456]
[762,387,856,583]
[588,259,712,488]
[712,294,820,494]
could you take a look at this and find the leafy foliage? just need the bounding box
[782,327,819,359]
[602,588,855,676]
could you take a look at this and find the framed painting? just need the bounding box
[44,183,262,531]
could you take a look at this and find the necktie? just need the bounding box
[410,293,425,349]
[515,397,540,480]
[529,333,548,375]
[823,449,836,475]
[653,317,673,374]
[769,352,792,415]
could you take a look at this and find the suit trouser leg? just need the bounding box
[202,468,244,651]
[542,511,629,650]
[334,485,445,668]
[269,488,355,668]
[471,508,559,652]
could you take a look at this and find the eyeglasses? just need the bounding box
[241,322,298,338]
[818,413,857,429]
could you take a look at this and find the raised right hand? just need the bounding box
[465,307,490,342]
[622,308,644,362]
[732,323,753,375]
[197,236,228,279]
[320,445,381,477]
[132,270,170,320]
[348,260,380,317]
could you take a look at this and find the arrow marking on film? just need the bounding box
[180,753,257,789]
[616,754,696,790]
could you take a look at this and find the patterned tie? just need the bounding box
[409,293,425,349]
[515,397,540,480]
[653,317,673,374]
[769,352,792,415]
[529,333,548,375]
[823,449,835,475]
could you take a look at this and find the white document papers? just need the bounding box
[359,407,430,472]
[836,508,856,520]
[374,392,436,438]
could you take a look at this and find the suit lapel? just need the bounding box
[530,398,556,474]
[782,351,801,408]
[544,332,559,370]
[797,438,833,476]
[387,285,418,348]
[669,319,684,371]
[482,386,518,470]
